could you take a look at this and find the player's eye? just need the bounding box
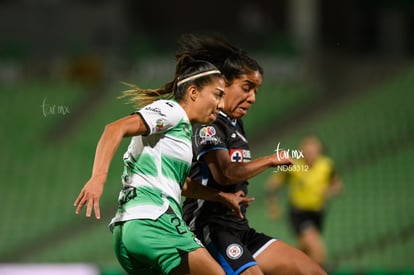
[216,90,225,99]
[242,85,251,93]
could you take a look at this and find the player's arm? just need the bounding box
[326,175,343,199]
[182,177,254,219]
[202,149,293,186]
[74,114,148,219]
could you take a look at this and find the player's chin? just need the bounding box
[201,114,217,124]
[233,109,247,118]
[240,107,249,116]
[209,113,218,122]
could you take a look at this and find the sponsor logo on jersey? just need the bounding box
[226,243,243,260]
[242,150,251,159]
[144,106,166,117]
[230,149,251,162]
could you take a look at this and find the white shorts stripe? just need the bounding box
[253,239,278,258]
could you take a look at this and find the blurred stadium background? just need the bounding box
[1,0,413,274]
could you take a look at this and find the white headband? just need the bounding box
[177,70,221,86]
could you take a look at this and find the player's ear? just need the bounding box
[188,85,199,102]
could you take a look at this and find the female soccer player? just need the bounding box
[180,34,327,275]
[74,54,248,275]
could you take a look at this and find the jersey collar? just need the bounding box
[219,111,237,127]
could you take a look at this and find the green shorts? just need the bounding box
[113,206,203,275]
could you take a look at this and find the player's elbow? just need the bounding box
[104,121,121,132]
[104,120,132,138]
[181,179,197,198]
[212,170,239,186]
[102,122,118,138]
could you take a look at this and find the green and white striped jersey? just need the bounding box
[110,100,192,227]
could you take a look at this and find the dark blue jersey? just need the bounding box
[183,111,252,232]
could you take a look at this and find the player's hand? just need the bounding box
[220,190,254,219]
[74,176,105,219]
[272,150,294,167]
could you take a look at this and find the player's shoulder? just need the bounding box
[141,99,184,117]
[142,99,180,111]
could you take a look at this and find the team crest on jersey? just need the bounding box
[230,149,251,162]
[226,243,243,260]
[155,118,166,131]
[197,126,219,145]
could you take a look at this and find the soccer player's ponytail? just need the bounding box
[120,54,220,109]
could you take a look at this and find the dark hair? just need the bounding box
[177,33,263,85]
[120,54,221,108]
[174,55,221,100]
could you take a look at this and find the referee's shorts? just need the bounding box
[289,205,325,235]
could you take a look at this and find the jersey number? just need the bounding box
[170,216,188,235]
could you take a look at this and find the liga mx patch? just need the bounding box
[230,149,251,162]
[198,126,219,145]
[155,118,166,131]
[226,243,243,260]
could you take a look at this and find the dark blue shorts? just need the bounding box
[201,225,277,275]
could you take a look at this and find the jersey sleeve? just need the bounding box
[192,119,228,160]
[137,100,183,135]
